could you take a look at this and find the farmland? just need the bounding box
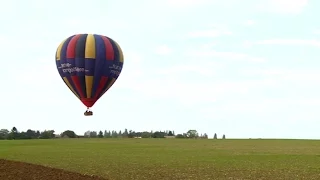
[0,138,320,180]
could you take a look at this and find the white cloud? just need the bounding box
[124,51,143,64]
[11,61,58,86]
[242,40,253,48]
[157,62,219,77]
[115,51,145,89]
[126,79,250,106]
[313,30,320,34]
[264,98,320,106]
[187,24,233,38]
[200,42,217,49]
[242,68,289,76]
[244,20,255,26]
[125,73,309,108]
[250,39,320,47]
[280,70,320,83]
[155,45,172,55]
[240,68,320,84]
[187,50,266,62]
[121,65,293,107]
[203,97,320,120]
[188,29,232,38]
[258,0,308,14]
[165,0,211,8]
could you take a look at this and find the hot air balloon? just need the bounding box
[55,34,124,116]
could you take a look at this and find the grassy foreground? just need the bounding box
[0,138,320,180]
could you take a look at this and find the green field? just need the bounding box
[1,138,320,180]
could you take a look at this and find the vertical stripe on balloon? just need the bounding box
[94,76,109,99]
[107,37,119,62]
[85,34,96,58]
[101,36,115,60]
[66,34,81,58]
[98,78,116,99]
[91,35,105,98]
[85,34,95,98]
[67,34,85,98]
[63,77,79,98]
[56,38,67,61]
[75,34,88,97]
[113,40,124,63]
[60,35,81,98]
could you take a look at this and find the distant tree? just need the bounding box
[0,129,9,140]
[84,131,91,137]
[175,134,185,138]
[26,129,37,139]
[19,131,28,139]
[39,130,55,139]
[214,133,217,139]
[202,133,208,139]
[106,131,111,138]
[62,130,77,138]
[134,132,140,137]
[141,131,151,138]
[186,130,198,139]
[222,134,226,139]
[128,130,135,138]
[36,130,40,138]
[168,131,174,136]
[152,131,165,138]
[123,129,128,138]
[90,131,97,138]
[10,127,18,140]
[12,127,17,133]
[103,130,107,137]
[112,130,118,138]
[98,131,103,138]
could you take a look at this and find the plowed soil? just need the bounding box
[0,159,106,180]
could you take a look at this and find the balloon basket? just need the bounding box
[84,108,93,116]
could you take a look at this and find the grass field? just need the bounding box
[0,138,320,180]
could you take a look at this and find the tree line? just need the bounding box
[0,127,226,140]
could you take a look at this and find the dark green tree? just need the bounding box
[90,131,97,138]
[62,130,77,138]
[0,129,9,140]
[175,134,185,138]
[123,129,128,138]
[26,129,37,139]
[39,130,55,139]
[214,133,217,139]
[10,127,18,140]
[186,130,198,138]
[202,133,208,139]
[152,131,165,138]
[98,131,103,138]
[141,131,151,138]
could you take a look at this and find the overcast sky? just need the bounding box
[0,0,319,139]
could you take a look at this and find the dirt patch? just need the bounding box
[0,159,106,180]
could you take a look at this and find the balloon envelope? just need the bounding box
[55,34,124,108]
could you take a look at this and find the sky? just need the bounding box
[0,0,319,139]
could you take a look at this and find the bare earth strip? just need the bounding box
[0,159,106,180]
